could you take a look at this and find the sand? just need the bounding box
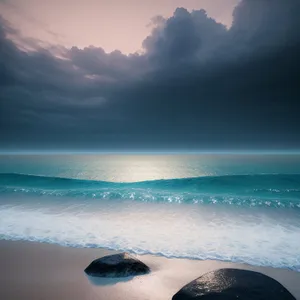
[0,240,299,300]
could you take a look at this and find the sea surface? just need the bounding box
[0,153,300,271]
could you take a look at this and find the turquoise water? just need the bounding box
[0,154,300,270]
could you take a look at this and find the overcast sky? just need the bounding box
[1,0,300,151]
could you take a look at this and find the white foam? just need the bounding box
[0,197,300,271]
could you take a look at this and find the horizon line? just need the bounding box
[1,150,300,155]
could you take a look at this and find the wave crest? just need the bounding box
[1,173,300,208]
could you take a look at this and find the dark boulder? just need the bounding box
[84,252,150,278]
[172,268,296,300]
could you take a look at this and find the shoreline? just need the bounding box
[0,240,299,299]
[1,237,299,272]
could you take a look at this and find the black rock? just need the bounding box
[172,268,296,300]
[84,252,150,278]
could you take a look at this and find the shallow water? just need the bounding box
[0,154,300,270]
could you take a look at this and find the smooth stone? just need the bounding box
[84,252,150,278]
[172,268,296,300]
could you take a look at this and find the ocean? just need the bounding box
[0,153,300,271]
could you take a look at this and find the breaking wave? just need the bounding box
[0,173,300,208]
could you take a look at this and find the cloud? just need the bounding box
[0,0,64,43]
[143,7,227,66]
[231,0,300,47]
[1,0,300,151]
[68,46,147,82]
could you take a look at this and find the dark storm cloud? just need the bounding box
[1,0,300,151]
[143,8,227,66]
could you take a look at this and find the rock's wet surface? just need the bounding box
[84,252,150,278]
[172,268,296,300]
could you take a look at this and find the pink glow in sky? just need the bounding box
[0,0,239,54]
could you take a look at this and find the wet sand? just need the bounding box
[0,240,299,300]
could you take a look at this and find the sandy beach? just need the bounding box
[0,240,299,300]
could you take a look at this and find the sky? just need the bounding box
[0,0,238,53]
[1,0,300,151]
